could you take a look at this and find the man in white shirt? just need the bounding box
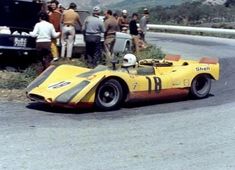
[30,12,60,69]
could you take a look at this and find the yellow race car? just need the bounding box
[26,54,219,110]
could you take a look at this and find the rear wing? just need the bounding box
[165,54,219,65]
[165,54,181,61]
[199,57,219,64]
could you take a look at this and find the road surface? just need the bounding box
[147,32,235,59]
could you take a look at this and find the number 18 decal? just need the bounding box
[146,77,162,93]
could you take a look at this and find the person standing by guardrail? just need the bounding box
[139,8,149,43]
[82,6,105,67]
[60,2,82,60]
[104,9,120,63]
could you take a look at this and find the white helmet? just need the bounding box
[122,9,127,14]
[122,54,137,67]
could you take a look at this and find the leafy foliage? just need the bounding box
[145,1,235,26]
[136,46,165,61]
[225,0,235,7]
[109,0,193,11]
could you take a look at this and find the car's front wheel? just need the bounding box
[190,74,211,99]
[95,79,123,110]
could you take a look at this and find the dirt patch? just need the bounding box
[0,69,33,102]
[0,88,29,102]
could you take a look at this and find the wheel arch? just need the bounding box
[191,73,214,84]
[190,73,212,99]
[97,76,129,102]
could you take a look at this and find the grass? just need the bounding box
[0,71,31,89]
[136,45,165,60]
[0,64,41,89]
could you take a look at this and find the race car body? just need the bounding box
[26,55,220,110]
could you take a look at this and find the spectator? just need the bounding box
[129,13,139,53]
[117,10,129,32]
[30,12,60,69]
[139,8,149,43]
[60,2,82,60]
[104,9,119,63]
[113,12,119,20]
[47,3,53,14]
[82,6,105,67]
[58,3,65,13]
[48,0,62,61]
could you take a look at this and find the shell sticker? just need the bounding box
[196,66,210,71]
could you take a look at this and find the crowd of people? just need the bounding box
[30,0,150,69]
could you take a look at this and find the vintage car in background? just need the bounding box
[26,55,220,111]
[73,10,132,55]
[0,0,43,66]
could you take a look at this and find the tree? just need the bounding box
[225,0,235,7]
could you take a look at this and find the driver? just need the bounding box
[121,53,137,74]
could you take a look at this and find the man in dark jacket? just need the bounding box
[129,13,139,53]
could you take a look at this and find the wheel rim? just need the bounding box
[97,83,120,107]
[195,76,209,95]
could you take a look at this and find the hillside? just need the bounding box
[58,0,197,10]
[57,0,228,11]
[108,0,195,11]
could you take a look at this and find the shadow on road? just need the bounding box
[25,94,213,116]
[26,102,95,114]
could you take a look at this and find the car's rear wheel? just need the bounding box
[190,74,211,99]
[95,79,123,110]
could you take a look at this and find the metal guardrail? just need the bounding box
[147,24,235,35]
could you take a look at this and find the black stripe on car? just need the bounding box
[55,80,90,104]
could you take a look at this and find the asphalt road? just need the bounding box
[147,32,235,59]
[0,33,235,170]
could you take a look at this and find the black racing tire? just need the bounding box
[190,74,211,99]
[95,79,123,110]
